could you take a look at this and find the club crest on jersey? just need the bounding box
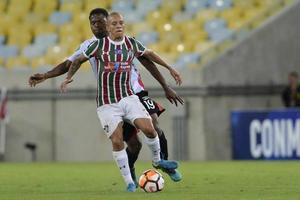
[115,49,122,55]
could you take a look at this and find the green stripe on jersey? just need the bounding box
[98,39,104,60]
[98,73,103,106]
[136,40,145,52]
[108,72,116,103]
[85,40,99,57]
[109,43,115,61]
[121,43,128,62]
[120,72,127,98]
[128,38,137,54]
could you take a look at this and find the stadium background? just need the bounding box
[0,0,299,163]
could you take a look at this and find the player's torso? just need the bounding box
[94,36,136,105]
[81,36,145,94]
[95,37,135,73]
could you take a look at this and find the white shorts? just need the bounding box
[96,95,151,138]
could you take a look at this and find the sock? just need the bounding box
[112,149,133,186]
[159,131,169,160]
[144,135,161,163]
[126,147,139,169]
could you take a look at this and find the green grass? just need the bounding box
[0,161,300,200]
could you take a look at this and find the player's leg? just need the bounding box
[136,91,169,159]
[97,105,136,192]
[151,113,168,160]
[123,122,142,186]
[123,95,178,170]
[133,117,177,170]
[136,91,182,181]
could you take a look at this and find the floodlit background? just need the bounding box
[0,0,299,162]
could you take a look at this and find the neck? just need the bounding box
[109,34,123,41]
[95,31,108,39]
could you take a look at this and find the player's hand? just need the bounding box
[60,78,73,93]
[169,68,182,86]
[28,73,46,87]
[164,85,184,106]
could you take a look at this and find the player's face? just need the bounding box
[89,14,107,38]
[107,14,124,39]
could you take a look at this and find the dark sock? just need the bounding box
[159,131,168,160]
[126,147,139,169]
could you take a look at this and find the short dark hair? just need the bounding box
[289,71,298,78]
[89,8,109,19]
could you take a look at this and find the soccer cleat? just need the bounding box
[162,168,182,182]
[152,159,178,170]
[130,167,138,188]
[126,183,136,192]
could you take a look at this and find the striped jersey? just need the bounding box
[83,36,146,106]
[67,36,146,103]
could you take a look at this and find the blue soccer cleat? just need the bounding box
[162,168,182,182]
[153,159,178,170]
[130,167,138,188]
[126,183,136,192]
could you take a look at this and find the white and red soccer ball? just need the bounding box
[138,169,164,193]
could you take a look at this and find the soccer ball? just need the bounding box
[138,169,164,192]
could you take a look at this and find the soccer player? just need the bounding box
[60,11,181,192]
[29,8,183,184]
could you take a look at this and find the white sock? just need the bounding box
[112,149,133,186]
[144,135,161,163]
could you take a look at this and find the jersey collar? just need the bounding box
[108,36,125,45]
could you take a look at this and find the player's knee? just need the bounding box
[142,125,156,138]
[110,135,124,150]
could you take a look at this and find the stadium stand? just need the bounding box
[0,0,295,71]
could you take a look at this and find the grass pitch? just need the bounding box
[0,161,299,200]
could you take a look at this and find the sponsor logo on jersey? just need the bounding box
[105,62,131,72]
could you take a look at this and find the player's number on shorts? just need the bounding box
[144,99,155,109]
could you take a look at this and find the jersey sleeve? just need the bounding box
[129,37,146,57]
[67,45,82,62]
[83,39,99,58]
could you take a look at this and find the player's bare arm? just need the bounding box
[142,49,182,85]
[138,56,184,106]
[28,60,71,87]
[60,54,88,92]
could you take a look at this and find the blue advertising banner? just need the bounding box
[231,109,300,160]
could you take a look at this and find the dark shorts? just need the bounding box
[135,90,165,116]
[123,90,165,142]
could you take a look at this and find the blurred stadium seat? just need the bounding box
[0,45,19,59]
[6,56,30,70]
[49,11,72,26]
[34,33,58,48]
[0,0,294,70]
[22,44,47,59]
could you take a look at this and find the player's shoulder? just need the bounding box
[126,35,139,45]
[81,36,98,48]
[126,35,135,41]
